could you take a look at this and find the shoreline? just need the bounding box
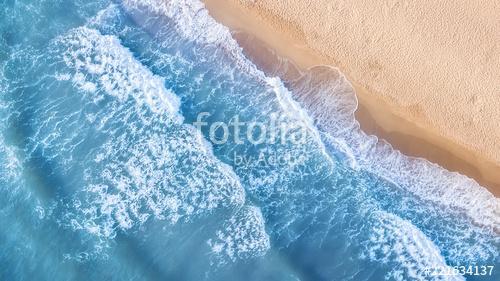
[203,0,500,196]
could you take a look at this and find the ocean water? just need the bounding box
[0,0,498,280]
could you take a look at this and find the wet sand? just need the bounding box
[203,0,500,196]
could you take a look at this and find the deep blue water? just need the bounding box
[0,1,498,280]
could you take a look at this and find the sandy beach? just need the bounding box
[203,0,500,196]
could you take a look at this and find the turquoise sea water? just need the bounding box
[0,1,498,280]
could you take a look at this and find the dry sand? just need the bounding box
[203,0,500,196]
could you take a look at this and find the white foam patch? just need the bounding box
[366,212,465,281]
[267,77,332,161]
[208,206,270,263]
[354,129,500,234]
[55,26,250,241]
[56,26,181,118]
[76,126,247,239]
[123,0,232,45]
[0,99,22,184]
[87,3,121,30]
[0,136,22,185]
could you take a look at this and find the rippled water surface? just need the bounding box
[0,1,498,280]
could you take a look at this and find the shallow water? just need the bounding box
[0,1,498,280]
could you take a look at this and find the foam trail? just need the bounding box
[0,96,22,185]
[367,212,465,281]
[122,0,257,77]
[52,27,269,261]
[58,26,181,117]
[208,206,270,264]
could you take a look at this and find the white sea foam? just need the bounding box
[0,135,22,185]
[0,98,22,185]
[57,26,181,118]
[87,3,121,30]
[366,211,465,281]
[267,77,332,161]
[123,0,230,45]
[208,206,270,263]
[56,26,251,242]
